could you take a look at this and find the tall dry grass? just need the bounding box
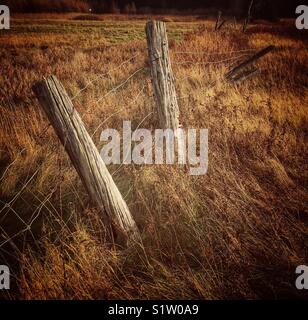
[0,16,307,299]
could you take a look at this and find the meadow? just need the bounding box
[0,13,307,299]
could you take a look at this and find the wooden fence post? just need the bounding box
[145,20,179,130]
[225,45,275,81]
[215,11,222,31]
[243,0,254,32]
[33,75,138,243]
[215,11,226,31]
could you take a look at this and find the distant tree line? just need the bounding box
[3,0,91,13]
[3,0,300,18]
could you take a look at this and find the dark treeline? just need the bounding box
[4,0,301,18]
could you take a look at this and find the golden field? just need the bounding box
[0,13,307,299]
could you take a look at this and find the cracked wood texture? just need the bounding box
[146,20,179,130]
[33,75,138,242]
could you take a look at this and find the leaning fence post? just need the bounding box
[33,75,138,243]
[225,45,275,81]
[145,20,179,130]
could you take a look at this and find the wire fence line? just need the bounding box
[96,66,147,103]
[0,45,256,254]
[0,50,144,186]
[71,51,143,101]
[0,123,51,184]
[91,83,147,138]
[1,149,81,250]
[173,53,251,66]
[1,45,254,183]
[0,142,62,218]
[0,50,149,251]
[172,48,256,55]
[1,46,254,196]
[111,110,154,179]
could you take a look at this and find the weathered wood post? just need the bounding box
[215,11,226,31]
[33,75,138,243]
[225,45,275,81]
[243,0,254,32]
[215,11,222,31]
[145,20,179,130]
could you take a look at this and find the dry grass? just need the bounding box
[0,15,307,299]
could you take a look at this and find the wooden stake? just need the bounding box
[145,20,179,130]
